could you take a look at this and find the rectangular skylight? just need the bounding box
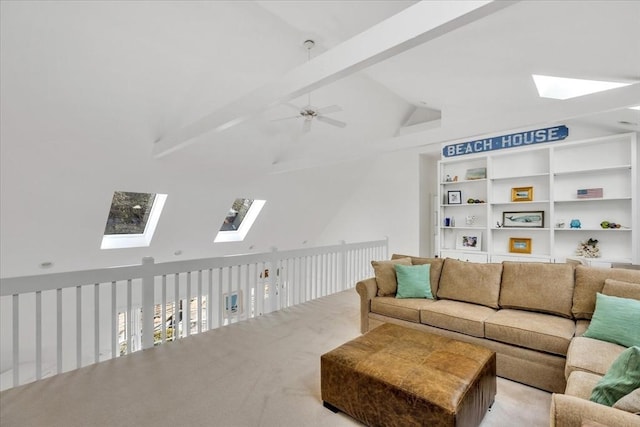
[101,191,167,249]
[215,199,265,243]
[532,74,632,100]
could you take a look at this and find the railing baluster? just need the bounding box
[36,291,42,380]
[94,283,100,363]
[174,273,179,340]
[76,286,82,369]
[57,288,62,374]
[186,272,191,337]
[217,268,223,327]
[242,264,249,319]
[161,275,167,343]
[197,270,202,334]
[208,269,213,330]
[12,294,19,387]
[111,282,116,358]
[126,279,132,354]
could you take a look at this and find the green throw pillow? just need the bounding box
[590,346,640,406]
[395,264,433,299]
[583,293,640,348]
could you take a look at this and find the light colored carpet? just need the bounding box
[0,289,550,426]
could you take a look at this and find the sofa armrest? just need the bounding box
[356,278,377,333]
[550,393,640,427]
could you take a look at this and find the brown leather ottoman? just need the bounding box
[321,323,496,427]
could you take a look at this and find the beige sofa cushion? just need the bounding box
[572,266,640,319]
[419,300,496,338]
[436,258,503,309]
[602,278,640,300]
[565,336,626,379]
[370,296,436,323]
[565,370,603,400]
[574,320,590,337]
[613,388,640,414]
[371,257,412,296]
[500,262,575,318]
[484,309,575,356]
[392,254,444,297]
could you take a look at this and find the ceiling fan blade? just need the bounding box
[302,119,312,133]
[271,115,301,122]
[317,115,346,128]
[316,105,342,115]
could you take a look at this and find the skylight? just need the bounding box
[101,191,167,249]
[532,74,631,100]
[214,198,266,243]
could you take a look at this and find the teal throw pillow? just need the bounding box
[583,293,640,348]
[590,346,640,406]
[395,263,433,299]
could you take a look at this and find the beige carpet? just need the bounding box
[0,289,550,426]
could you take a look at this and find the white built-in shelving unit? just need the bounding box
[436,132,638,265]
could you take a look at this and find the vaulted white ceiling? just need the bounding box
[1,0,639,276]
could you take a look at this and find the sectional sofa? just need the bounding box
[356,255,640,426]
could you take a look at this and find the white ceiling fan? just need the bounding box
[273,40,346,133]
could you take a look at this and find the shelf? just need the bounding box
[490,200,550,205]
[441,179,486,185]
[441,226,486,230]
[493,227,550,231]
[554,165,631,177]
[492,252,551,258]
[554,228,631,232]
[442,203,487,207]
[436,133,636,265]
[491,173,549,181]
[554,197,631,203]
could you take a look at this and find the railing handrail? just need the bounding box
[0,239,387,296]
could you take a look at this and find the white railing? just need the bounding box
[0,239,387,391]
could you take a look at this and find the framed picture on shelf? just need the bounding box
[511,186,533,202]
[502,211,544,228]
[509,237,532,254]
[456,232,482,251]
[448,190,462,205]
[465,167,486,180]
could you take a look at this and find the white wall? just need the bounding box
[318,149,422,256]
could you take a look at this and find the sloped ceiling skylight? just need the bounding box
[101,191,167,249]
[214,198,266,243]
[532,74,631,100]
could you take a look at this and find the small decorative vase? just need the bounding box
[570,219,581,229]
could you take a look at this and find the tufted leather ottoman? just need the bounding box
[321,323,496,427]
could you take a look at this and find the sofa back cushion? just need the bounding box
[572,266,640,319]
[391,254,444,298]
[436,258,502,308]
[499,262,575,318]
[371,257,412,297]
[602,278,640,301]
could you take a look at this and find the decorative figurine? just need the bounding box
[570,219,581,229]
[555,219,566,228]
[576,238,600,258]
[445,174,452,182]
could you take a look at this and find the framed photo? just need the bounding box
[509,237,532,254]
[456,232,482,251]
[511,186,534,202]
[502,211,544,228]
[465,167,487,180]
[223,290,243,318]
[448,190,462,205]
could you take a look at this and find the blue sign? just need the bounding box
[442,125,569,157]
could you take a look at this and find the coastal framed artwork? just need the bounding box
[223,290,243,318]
[509,237,532,254]
[456,232,482,251]
[511,186,533,202]
[502,211,544,228]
